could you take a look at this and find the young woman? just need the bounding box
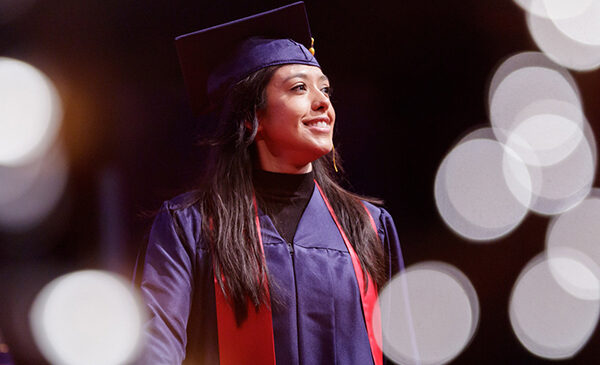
[137,3,405,364]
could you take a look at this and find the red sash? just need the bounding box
[214,182,382,365]
[213,197,276,365]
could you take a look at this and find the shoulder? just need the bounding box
[361,201,403,273]
[152,190,205,249]
[360,200,394,233]
[361,201,382,223]
[163,190,203,211]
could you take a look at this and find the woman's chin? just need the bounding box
[306,144,333,162]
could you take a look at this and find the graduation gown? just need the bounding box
[138,186,404,365]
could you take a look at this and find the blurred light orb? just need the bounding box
[509,253,600,359]
[524,124,595,215]
[513,0,593,19]
[527,12,600,71]
[435,134,531,241]
[547,190,600,298]
[0,143,69,231]
[546,247,600,301]
[506,99,584,167]
[0,155,42,205]
[487,52,595,215]
[375,262,479,365]
[551,1,600,46]
[488,52,582,143]
[30,270,146,365]
[0,57,62,166]
[488,52,580,103]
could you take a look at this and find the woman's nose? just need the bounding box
[311,89,330,111]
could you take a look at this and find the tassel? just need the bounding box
[332,145,338,172]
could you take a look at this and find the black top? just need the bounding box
[253,169,315,244]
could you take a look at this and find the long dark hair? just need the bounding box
[194,65,386,324]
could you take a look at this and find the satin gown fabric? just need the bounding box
[138,186,405,365]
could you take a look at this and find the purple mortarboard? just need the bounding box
[175,1,320,115]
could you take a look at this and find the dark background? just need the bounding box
[1,0,600,363]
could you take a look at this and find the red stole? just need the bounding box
[214,182,383,365]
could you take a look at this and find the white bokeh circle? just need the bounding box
[510,253,600,359]
[435,133,531,241]
[551,1,600,46]
[527,11,600,71]
[375,262,479,365]
[0,142,69,231]
[30,270,146,365]
[488,53,582,145]
[546,189,600,299]
[513,0,593,20]
[0,57,62,166]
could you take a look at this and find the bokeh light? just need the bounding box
[546,190,600,299]
[513,0,594,20]
[0,142,69,232]
[546,247,600,301]
[503,99,584,167]
[524,123,595,215]
[488,52,582,143]
[551,1,600,46]
[30,270,146,365]
[435,131,531,241]
[487,52,595,216]
[375,262,479,365]
[0,57,62,166]
[527,12,600,71]
[509,253,600,359]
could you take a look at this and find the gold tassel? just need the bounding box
[309,37,315,56]
[332,145,338,172]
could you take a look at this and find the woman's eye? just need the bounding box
[292,84,307,91]
[322,86,331,96]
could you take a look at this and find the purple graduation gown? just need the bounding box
[138,186,404,364]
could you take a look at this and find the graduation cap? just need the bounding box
[175,1,320,115]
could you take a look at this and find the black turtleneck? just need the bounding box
[253,169,315,244]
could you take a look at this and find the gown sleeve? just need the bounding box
[378,207,406,277]
[364,204,407,365]
[363,202,406,278]
[136,202,198,365]
[380,207,412,365]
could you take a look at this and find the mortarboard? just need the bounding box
[175,1,320,115]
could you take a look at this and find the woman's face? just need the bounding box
[255,64,335,173]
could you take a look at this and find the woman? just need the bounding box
[137,2,405,364]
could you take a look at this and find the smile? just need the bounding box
[303,118,332,132]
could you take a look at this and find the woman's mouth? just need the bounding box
[303,119,331,132]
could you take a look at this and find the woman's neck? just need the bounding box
[253,169,315,198]
[257,159,313,174]
[252,169,315,243]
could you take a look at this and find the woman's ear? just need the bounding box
[246,117,263,141]
[250,113,263,134]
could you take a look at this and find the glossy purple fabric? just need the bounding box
[207,37,319,107]
[174,2,317,115]
[138,186,405,365]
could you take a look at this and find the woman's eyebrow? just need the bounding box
[283,72,308,82]
[282,73,329,83]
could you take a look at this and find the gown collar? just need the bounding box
[252,169,315,199]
